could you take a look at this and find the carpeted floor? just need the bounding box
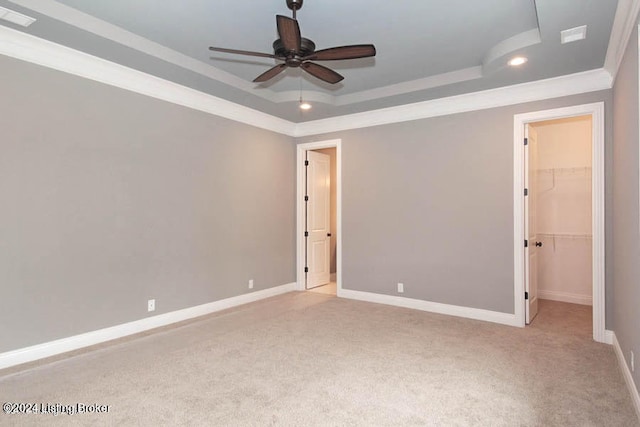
[0,292,637,426]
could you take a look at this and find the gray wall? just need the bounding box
[298,90,614,318]
[612,22,640,392]
[0,56,296,353]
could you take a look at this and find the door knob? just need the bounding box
[327,233,332,237]
[535,241,543,247]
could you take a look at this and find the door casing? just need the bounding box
[296,139,342,293]
[513,102,607,343]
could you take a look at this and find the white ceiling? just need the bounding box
[0,0,621,122]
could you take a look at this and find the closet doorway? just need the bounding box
[513,103,606,343]
[526,116,593,324]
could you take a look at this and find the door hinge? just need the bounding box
[525,291,529,300]
[304,231,309,237]
[304,267,309,273]
[524,239,528,248]
[524,137,528,146]
[304,195,309,202]
[304,160,309,166]
[524,188,528,196]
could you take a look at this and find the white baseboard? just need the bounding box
[604,330,615,345]
[337,289,521,327]
[612,332,640,421]
[0,283,296,371]
[539,290,593,306]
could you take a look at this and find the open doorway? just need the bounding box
[513,103,607,343]
[296,140,341,296]
[525,116,593,331]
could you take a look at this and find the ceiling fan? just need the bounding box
[208,0,376,84]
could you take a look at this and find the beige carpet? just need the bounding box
[0,293,637,426]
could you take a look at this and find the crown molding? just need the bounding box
[269,66,485,106]
[292,69,613,137]
[8,0,269,98]
[1,24,613,138]
[335,66,484,106]
[604,0,640,82]
[0,25,295,135]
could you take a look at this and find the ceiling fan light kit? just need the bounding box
[299,100,312,110]
[209,0,376,85]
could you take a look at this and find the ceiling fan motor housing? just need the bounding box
[273,37,315,58]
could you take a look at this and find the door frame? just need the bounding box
[296,139,342,294]
[524,124,539,324]
[513,102,607,343]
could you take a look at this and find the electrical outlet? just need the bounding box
[147,299,155,312]
[631,351,635,372]
[397,283,404,293]
[248,279,254,289]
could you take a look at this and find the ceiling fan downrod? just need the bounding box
[286,0,303,19]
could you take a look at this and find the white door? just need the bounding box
[525,124,539,324]
[306,151,331,289]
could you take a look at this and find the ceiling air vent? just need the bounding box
[561,25,587,44]
[0,6,36,27]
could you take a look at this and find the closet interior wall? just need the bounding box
[532,116,593,306]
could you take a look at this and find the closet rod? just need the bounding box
[536,166,591,175]
[538,232,592,239]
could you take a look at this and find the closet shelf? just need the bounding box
[536,166,591,175]
[538,232,592,239]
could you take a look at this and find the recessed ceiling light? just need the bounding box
[0,6,36,27]
[508,56,528,67]
[561,25,587,44]
[299,101,312,110]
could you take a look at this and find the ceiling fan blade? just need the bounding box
[276,15,301,53]
[302,44,376,61]
[301,62,344,84]
[253,64,288,83]
[209,46,279,59]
